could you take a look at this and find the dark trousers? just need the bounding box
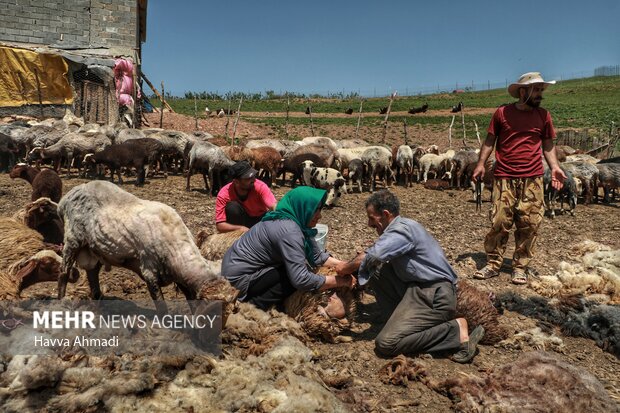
[225,201,264,228]
[370,264,461,357]
[245,267,296,311]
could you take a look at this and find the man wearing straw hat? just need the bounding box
[472,72,566,285]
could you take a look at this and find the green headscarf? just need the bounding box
[262,186,327,266]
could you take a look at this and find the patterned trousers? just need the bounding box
[483,177,544,271]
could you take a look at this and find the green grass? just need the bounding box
[167,76,620,132]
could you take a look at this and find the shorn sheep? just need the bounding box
[57,181,239,320]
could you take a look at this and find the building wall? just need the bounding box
[0,0,138,53]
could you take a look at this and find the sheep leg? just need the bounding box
[117,168,124,184]
[59,245,79,299]
[186,167,193,191]
[86,262,103,300]
[136,167,146,186]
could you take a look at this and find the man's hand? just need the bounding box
[550,167,567,191]
[239,225,251,233]
[472,163,486,181]
[335,252,365,276]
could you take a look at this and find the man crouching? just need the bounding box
[336,190,484,363]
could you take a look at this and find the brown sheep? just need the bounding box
[249,146,283,187]
[455,280,509,344]
[0,217,78,297]
[9,163,62,203]
[221,145,253,162]
[12,197,64,244]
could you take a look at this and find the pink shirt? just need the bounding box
[215,180,277,223]
[488,104,556,178]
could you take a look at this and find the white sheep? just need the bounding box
[57,181,239,317]
[395,145,414,187]
[186,141,234,194]
[418,149,455,183]
[361,146,394,192]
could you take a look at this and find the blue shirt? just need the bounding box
[359,216,457,286]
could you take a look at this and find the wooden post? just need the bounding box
[448,115,455,148]
[159,81,164,129]
[473,120,481,146]
[308,104,315,136]
[231,97,243,143]
[382,91,397,143]
[355,99,364,138]
[608,121,616,158]
[460,102,466,143]
[141,73,174,112]
[285,95,290,138]
[34,69,44,119]
[194,95,198,130]
[225,98,232,140]
[403,119,408,145]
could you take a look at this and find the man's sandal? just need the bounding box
[511,268,528,285]
[473,266,499,280]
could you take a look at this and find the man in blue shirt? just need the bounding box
[336,190,484,363]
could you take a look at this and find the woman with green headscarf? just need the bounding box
[221,186,355,313]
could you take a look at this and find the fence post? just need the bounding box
[355,100,364,139]
[159,81,164,128]
[34,69,44,119]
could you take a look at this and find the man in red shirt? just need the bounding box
[215,161,277,233]
[472,72,566,285]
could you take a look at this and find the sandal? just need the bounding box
[473,265,499,280]
[511,268,528,285]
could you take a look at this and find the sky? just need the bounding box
[141,0,620,97]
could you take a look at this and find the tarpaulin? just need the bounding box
[0,46,73,107]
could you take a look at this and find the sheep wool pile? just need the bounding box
[531,240,620,303]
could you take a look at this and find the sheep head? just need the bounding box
[197,278,240,329]
[9,250,79,294]
[83,153,96,164]
[23,197,60,229]
[8,163,31,179]
[27,147,44,161]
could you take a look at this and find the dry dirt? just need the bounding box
[2,113,619,411]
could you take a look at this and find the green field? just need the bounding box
[165,76,620,132]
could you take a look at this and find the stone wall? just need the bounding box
[0,0,138,53]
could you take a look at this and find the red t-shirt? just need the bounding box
[488,104,556,178]
[215,180,277,223]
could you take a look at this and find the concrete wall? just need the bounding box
[0,0,138,53]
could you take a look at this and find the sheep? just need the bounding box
[12,197,64,244]
[361,146,394,192]
[28,132,112,175]
[450,102,463,113]
[279,152,327,187]
[186,141,234,195]
[411,146,427,179]
[337,147,368,169]
[9,163,63,202]
[127,137,167,178]
[246,138,301,157]
[196,229,246,261]
[347,158,364,193]
[560,161,599,204]
[0,217,78,298]
[543,165,578,217]
[249,146,282,187]
[83,141,150,185]
[147,130,192,174]
[431,352,617,412]
[221,145,253,162]
[300,137,341,168]
[425,144,439,155]
[335,138,369,149]
[379,107,388,114]
[281,144,337,186]
[395,145,414,187]
[57,181,239,318]
[304,163,348,207]
[455,281,508,344]
[0,132,19,171]
[408,103,428,114]
[566,154,599,164]
[595,162,620,203]
[344,108,353,115]
[418,149,455,182]
[451,149,478,188]
[114,127,146,144]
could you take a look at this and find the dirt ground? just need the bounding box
[2,112,619,411]
[2,165,619,411]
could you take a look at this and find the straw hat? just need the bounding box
[508,72,556,98]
